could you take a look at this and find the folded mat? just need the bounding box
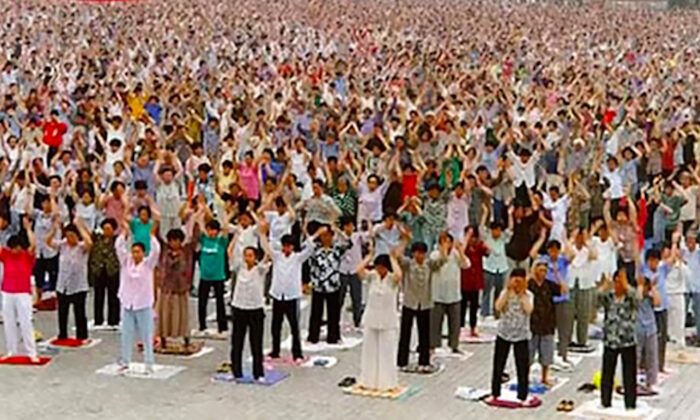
[459,331,496,344]
[666,349,700,364]
[190,329,228,340]
[212,369,290,386]
[155,340,205,355]
[568,398,663,420]
[96,363,185,380]
[342,384,418,401]
[48,337,101,348]
[506,376,569,395]
[454,387,491,401]
[483,394,542,409]
[400,362,445,376]
[615,384,658,397]
[0,356,52,366]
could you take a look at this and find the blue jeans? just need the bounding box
[120,307,154,367]
[482,271,505,317]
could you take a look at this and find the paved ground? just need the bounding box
[1,295,699,420]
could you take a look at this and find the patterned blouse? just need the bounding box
[599,289,638,349]
[88,234,120,282]
[309,239,351,293]
[330,188,357,220]
[421,191,448,234]
[158,242,195,294]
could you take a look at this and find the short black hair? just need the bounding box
[63,223,79,236]
[645,248,661,261]
[510,268,527,278]
[411,242,428,253]
[131,242,146,252]
[137,205,151,218]
[166,229,185,241]
[281,234,295,247]
[206,220,221,231]
[546,239,561,250]
[373,254,392,271]
[101,218,118,230]
[134,180,148,190]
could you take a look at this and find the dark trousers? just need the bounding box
[618,260,637,287]
[94,270,120,326]
[655,310,668,372]
[198,280,227,332]
[601,345,636,409]
[460,290,479,329]
[308,290,341,344]
[397,306,430,367]
[271,298,302,359]
[57,291,88,340]
[339,273,363,327]
[231,307,264,379]
[492,337,529,400]
[34,256,59,292]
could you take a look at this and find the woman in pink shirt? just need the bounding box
[115,219,161,374]
[237,151,260,201]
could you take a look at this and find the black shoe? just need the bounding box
[338,376,356,387]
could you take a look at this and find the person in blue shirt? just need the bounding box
[641,248,669,373]
[530,229,574,368]
[636,277,661,393]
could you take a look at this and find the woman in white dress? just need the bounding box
[356,252,402,391]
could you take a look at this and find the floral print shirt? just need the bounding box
[599,289,638,349]
[309,239,351,293]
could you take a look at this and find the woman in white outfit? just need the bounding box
[357,252,402,391]
[666,240,687,347]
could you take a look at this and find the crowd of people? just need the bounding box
[1,0,700,409]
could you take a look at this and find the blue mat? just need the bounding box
[507,383,548,395]
[213,369,289,386]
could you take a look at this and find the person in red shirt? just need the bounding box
[42,110,67,163]
[1,217,38,362]
[461,226,488,337]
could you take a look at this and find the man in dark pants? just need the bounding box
[307,226,350,344]
[338,217,370,328]
[89,218,121,327]
[397,242,445,370]
[197,219,229,334]
[260,228,321,360]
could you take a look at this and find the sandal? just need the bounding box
[556,400,568,412]
[564,400,575,412]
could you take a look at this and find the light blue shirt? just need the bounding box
[641,263,669,311]
[682,246,700,293]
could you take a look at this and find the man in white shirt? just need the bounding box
[567,230,597,349]
[544,186,570,243]
[339,217,371,328]
[260,223,323,361]
[601,156,623,201]
[508,147,539,205]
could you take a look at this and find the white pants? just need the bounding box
[2,292,37,357]
[360,328,398,390]
[668,294,686,347]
